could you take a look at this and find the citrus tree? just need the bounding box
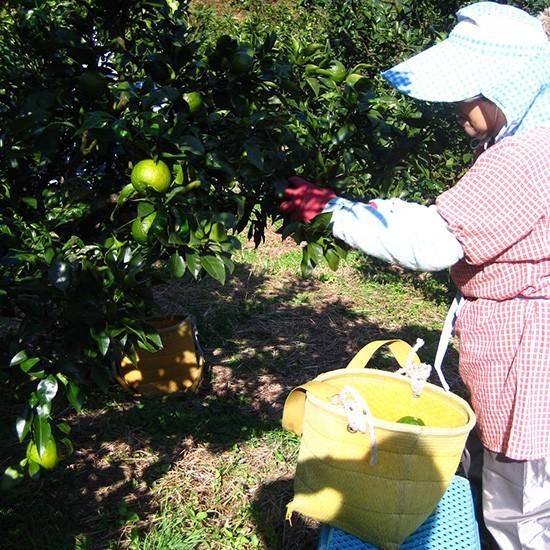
[0,0,368,483]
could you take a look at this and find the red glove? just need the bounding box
[279,176,336,223]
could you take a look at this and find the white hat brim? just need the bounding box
[381,39,520,103]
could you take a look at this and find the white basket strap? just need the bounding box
[433,292,465,392]
[333,385,378,465]
[395,338,432,397]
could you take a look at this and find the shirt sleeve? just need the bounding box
[436,137,545,265]
[323,196,464,271]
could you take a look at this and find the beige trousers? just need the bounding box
[462,431,550,550]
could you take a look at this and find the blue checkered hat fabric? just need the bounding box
[381,2,550,140]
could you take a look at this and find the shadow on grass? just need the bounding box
[0,258,462,550]
[350,254,456,306]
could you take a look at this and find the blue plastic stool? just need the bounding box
[317,475,481,550]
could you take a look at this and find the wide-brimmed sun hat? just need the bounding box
[382,2,550,139]
[382,2,548,102]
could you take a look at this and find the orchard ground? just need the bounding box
[0,226,464,550]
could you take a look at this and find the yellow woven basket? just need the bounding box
[117,316,204,396]
[282,339,476,550]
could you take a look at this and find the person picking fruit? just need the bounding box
[280,3,550,549]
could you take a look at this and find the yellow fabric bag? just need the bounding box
[117,316,204,396]
[282,339,476,550]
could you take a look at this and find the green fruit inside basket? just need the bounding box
[397,415,426,426]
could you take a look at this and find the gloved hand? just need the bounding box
[279,176,336,223]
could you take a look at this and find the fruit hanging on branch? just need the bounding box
[130,159,172,194]
[26,439,59,471]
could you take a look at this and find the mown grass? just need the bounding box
[0,229,462,550]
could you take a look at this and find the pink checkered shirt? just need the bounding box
[436,127,550,460]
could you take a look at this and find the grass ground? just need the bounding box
[0,227,464,549]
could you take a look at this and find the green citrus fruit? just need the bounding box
[397,416,426,426]
[182,91,203,113]
[230,48,254,75]
[27,439,59,470]
[131,212,157,244]
[130,159,171,194]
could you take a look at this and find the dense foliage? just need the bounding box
[1,0,545,485]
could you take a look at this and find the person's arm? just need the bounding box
[280,176,464,271]
[324,196,463,271]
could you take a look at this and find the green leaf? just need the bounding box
[311,212,333,230]
[48,260,71,291]
[67,382,82,413]
[20,357,40,373]
[324,248,340,271]
[10,351,28,367]
[222,256,235,274]
[33,415,52,457]
[201,255,226,284]
[306,242,324,265]
[174,163,184,185]
[90,363,111,392]
[21,358,44,377]
[209,222,227,242]
[90,328,110,356]
[125,512,140,524]
[212,212,237,229]
[136,339,158,353]
[280,222,300,240]
[16,414,32,442]
[57,422,71,435]
[60,437,74,455]
[332,123,356,145]
[305,77,320,96]
[165,186,189,204]
[300,249,313,278]
[143,326,163,349]
[169,252,186,278]
[82,111,115,130]
[21,197,38,209]
[173,135,205,156]
[127,324,162,353]
[1,466,23,491]
[36,401,52,418]
[117,183,136,206]
[43,248,55,264]
[28,460,40,478]
[137,202,155,218]
[243,141,264,171]
[334,243,348,259]
[186,252,201,279]
[37,376,58,402]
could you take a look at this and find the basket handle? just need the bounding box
[345,339,420,371]
[282,340,420,435]
[282,380,340,436]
